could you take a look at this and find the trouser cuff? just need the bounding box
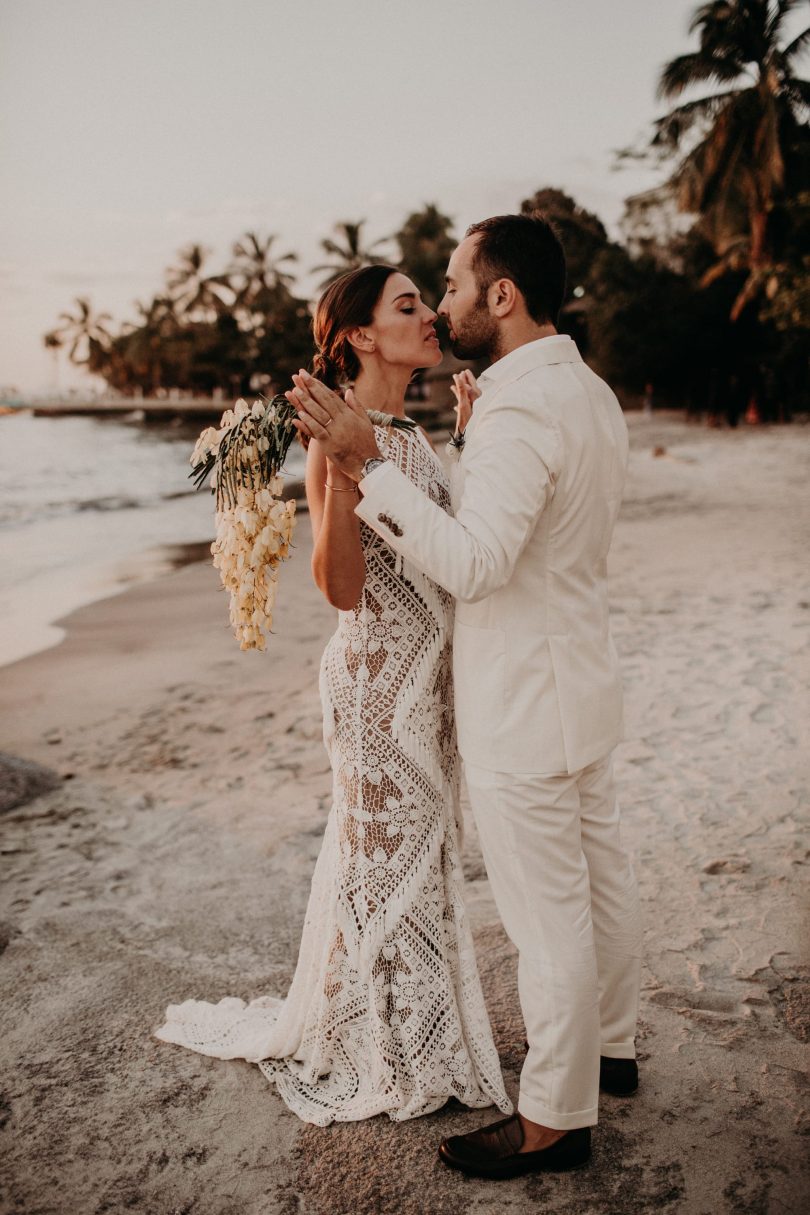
[517,1091,598,1130]
[600,1041,636,1059]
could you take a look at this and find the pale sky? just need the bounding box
[0,0,781,394]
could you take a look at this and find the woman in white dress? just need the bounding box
[154,266,510,1126]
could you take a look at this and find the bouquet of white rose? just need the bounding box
[190,393,415,650]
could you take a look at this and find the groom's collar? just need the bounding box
[477,334,581,389]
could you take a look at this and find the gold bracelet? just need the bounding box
[325,483,358,492]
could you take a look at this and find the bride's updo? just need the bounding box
[311,264,399,389]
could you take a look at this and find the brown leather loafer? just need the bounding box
[438,1115,591,1179]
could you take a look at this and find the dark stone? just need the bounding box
[0,753,61,814]
[0,922,13,955]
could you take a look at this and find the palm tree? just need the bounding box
[394,203,457,310]
[229,231,297,298]
[165,242,232,319]
[654,0,810,318]
[312,220,392,287]
[45,296,113,368]
[227,231,298,329]
[119,295,181,393]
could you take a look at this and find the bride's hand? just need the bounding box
[324,456,356,491]
[450,370,480,434]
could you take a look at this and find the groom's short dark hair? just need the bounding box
[466,214,566,326]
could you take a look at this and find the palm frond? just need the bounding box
[730,265,771,320]
[669,93,745,209]
[689,0,752,52]
[689,0,778,68]
[318,239,346,258]
[781,75,810,113]
[658,50,747,99]
[653,88,745,147]
[780,23,810,60]
[769,1,807,40]
[688,3,718,37]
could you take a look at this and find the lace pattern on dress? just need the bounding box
[154,425,511,1125]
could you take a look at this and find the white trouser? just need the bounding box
[464,751,643,1130]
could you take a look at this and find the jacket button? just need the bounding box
[377,512,403,537]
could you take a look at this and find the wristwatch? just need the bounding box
[360,456,387,480]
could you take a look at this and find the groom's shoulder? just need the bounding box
[504,352,617,408]
[484,360,568,420]
[483,359,622,452]
[482,374,556,430]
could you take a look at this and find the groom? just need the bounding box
[290,213,643,1179]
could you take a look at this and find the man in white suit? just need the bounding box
[290,214,643,1180]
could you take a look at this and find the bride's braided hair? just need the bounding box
[310,264,399,389]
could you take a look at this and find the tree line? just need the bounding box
[45,0,808,422]
[44,213,456,403]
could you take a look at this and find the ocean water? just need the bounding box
[0,411,306,668]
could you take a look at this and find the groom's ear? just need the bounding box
[347,326,376,354]
[490,277,518,318]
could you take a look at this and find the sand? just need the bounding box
[1,412,808,1215]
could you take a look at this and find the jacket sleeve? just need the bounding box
[355,394,562,603]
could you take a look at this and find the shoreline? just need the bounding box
[0,406,786,674]
[0,477,306,672]
[0,538,214,671]
[2,415,808,1213]
[4,405,793,673]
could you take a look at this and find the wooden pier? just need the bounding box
[27,397,227,422]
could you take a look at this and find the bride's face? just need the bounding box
[353,273,442,370]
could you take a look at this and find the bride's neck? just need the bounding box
[352,363,412,418]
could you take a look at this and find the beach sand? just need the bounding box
[1,413,808,1214]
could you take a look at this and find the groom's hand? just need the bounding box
[287,371,380,482]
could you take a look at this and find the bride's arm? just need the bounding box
[305,438,366,611]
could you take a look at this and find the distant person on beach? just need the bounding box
[643,381,654,417]
[291,214,644,1180]
[154,265,512,1124]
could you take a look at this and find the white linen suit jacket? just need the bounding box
[355,334,629,776]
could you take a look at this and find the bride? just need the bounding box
[154,265,510,1126]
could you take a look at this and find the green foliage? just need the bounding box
[44,6,808,427]
[45,231,315,398]
[653,0,810,318]
[393,203,457,310]
[520,188,609,302]
[761,190,810,330]
[311,221,392,287]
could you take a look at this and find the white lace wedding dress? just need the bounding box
[154,424,511,1125]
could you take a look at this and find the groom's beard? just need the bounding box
[449,295,500,363]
